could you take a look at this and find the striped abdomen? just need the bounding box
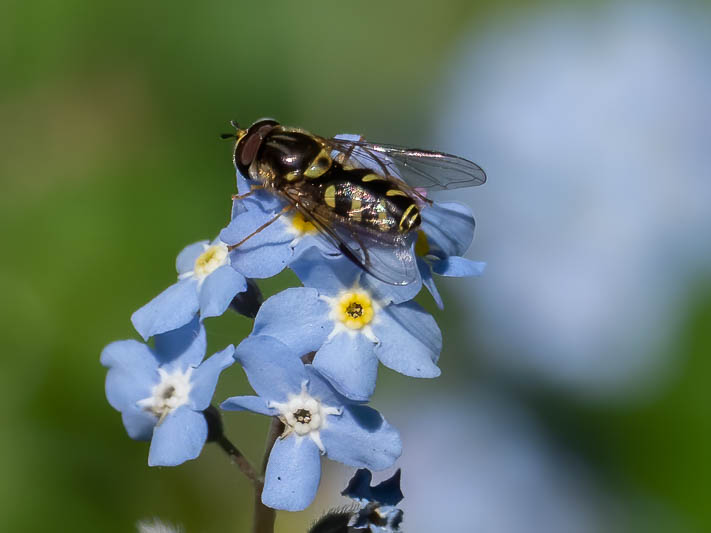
[315,167,421,235]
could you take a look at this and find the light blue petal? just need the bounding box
[313,333,378,401]
[236,171,251,196]
[360,269,422,306]
[372,302,441,378]
[302,366,342,408]
[252,288,331,355]
[198,265,248,319]
[221,207,293,279]
[189,345,235,410]
[176,241,208,275]
[432,257,486,277]
[417,257,444,310]
[238,185,284,213]
[101,340,158,412]
[291,232,336,260]
[153,316,206,368]
[148,405,208,467]
[234,335,306,402]
[221,199,289,245]
[131,278,199,340]
[220,395,277,416]
[321,405,401,470]
[262,436,322,511]
[121,405,156,441]
[290,248,361,296]
[421,202,475,257]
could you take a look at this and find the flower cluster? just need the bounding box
[101,130,484,523]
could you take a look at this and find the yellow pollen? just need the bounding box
[194,244,228,278]
[290,212,317,234]
[415,230,430,257]
[336,291,374,329]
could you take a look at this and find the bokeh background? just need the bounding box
[2,1,710,532]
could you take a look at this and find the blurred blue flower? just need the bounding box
[343,469,404,532]
[101,318,235,466]
[435,1,711,395]
[131,237,247,340]
[220,335,401,511]
[251,249,442,400]
[417,202,485,309]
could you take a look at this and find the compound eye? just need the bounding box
[240,133,262,167]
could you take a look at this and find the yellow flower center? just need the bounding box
[194,244,228,278]
[336,291,374,329]
[290,212,317,235]
[415,230,430,257]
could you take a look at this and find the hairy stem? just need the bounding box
[252,418,285,533]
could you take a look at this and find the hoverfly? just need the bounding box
[227,118,486,286]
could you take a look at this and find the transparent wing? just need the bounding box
[282,188,419,286]
[322,136,487,191]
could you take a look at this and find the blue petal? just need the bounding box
[121,405,156,441]
[235,171,251,196]
[131,278,199,340]
[198,265,248,319]
[302,366,343,408]
[432,256,486,277]
[189,345,235,410]
[291,232,336,260]
[313,333,378,401]
[234,335,306,402]
[421,202,475,257]
[417,257,444,310]
[239,186,285,213]
[321,405,401,470]
[252,288,331,355]
[221,206,293,279]
[343,469,404,506]
[290,248,361,296]
[101,340,158,412]
[262,436,322,511]
[220,395,277,416]
[153,316,206,368]
[176,241,208,275]
[360,269,422,306]
[148,405,208,466]
[372,302,441,378]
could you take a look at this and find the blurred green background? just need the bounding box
[1,1,709,532]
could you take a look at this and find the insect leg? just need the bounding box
[227,204,294,251]
[231,186,264,201]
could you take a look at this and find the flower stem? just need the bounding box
[252,417,284,533]
[215,434,261,486]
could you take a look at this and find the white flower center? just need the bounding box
[268,381,342,453]
[137,367,193,423]
[193,243,229,279]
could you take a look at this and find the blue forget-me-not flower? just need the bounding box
[220,183,336,280]
[416,201,485,309]
[250,248,442,401]
[221,335,402,511]
[131,237,248,340]
[101,317,235,466]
